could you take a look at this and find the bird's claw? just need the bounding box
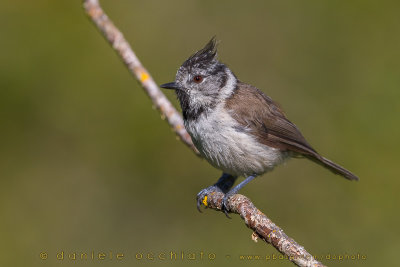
[196,186,233,218]
[221,194,233,219]
[196,185,221,212]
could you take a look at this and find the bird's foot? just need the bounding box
[196,173,240,218]
[221,192,234,219]
[196,186,234,218]
[196,185,222,212]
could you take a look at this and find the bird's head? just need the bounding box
[161,37,236,120]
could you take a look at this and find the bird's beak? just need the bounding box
[160,82,181,90]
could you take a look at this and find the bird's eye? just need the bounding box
[193,75,203,83]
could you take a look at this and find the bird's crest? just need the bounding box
[183,37,218,68]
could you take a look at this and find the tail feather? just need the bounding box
[306,154,359,181]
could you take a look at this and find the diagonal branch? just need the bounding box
[83,0,198,154]
[82,1,326,266]
[205,192,325,267]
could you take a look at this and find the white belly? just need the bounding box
[185,105,288,177]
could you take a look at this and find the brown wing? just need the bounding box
[225,81,359,181]
[225,81,317,156]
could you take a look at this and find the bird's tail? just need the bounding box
[306,154,359,181]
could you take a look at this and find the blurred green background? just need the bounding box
[0,0,399,266]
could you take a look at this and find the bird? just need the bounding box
[160,37,358,216]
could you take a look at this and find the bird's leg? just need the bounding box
[196,173,237,212]
[222,175,257,218]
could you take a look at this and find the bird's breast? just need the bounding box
[184,105,287,177]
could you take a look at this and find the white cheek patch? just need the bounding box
[188,69,236,109]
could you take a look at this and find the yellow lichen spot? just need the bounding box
[140,71,149,82]
[202,195,208,207]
